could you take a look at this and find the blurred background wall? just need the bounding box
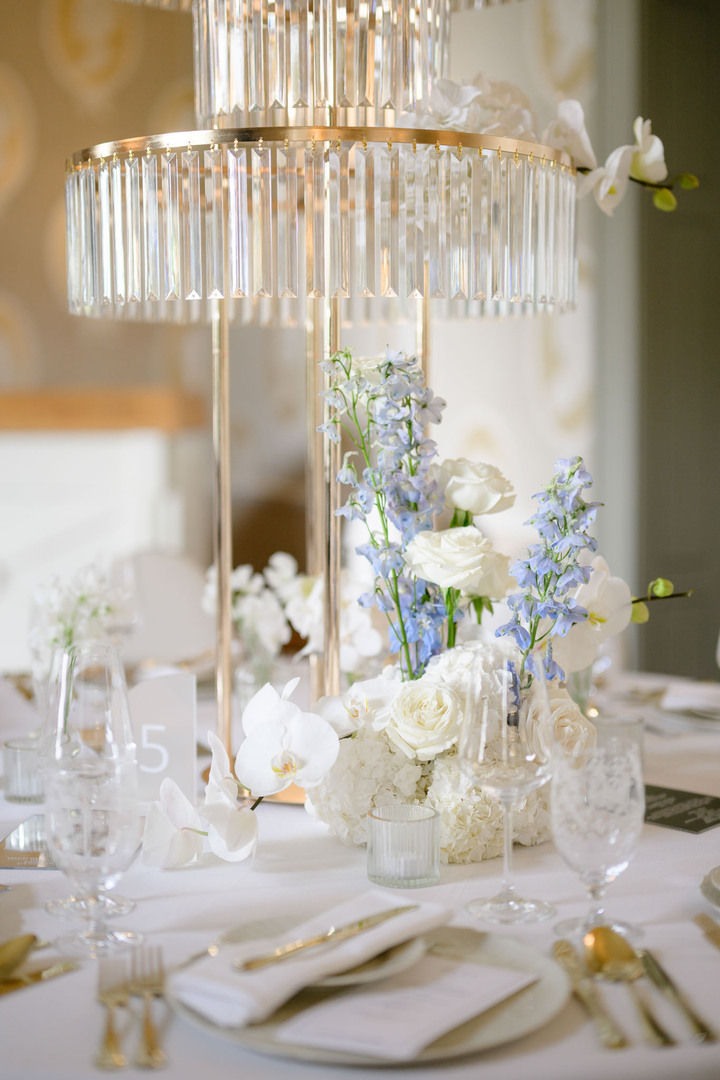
[0,0,716,676]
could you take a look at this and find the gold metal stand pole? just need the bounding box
[211,300,233,754]
[417,273,431,380]
[306,300,325,701]
[323,298,342,698]
[305,297,342,702]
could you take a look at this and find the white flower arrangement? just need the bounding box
[202,551,383,680]
[27,563,127,683]
[142,678,340,869]
[406,72,697,216]
[306,639,593,864]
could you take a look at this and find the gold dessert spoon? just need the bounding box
[584,927,676,1047]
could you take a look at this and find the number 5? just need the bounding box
[139,724,169,774]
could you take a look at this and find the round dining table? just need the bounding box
[2,678,720,1080]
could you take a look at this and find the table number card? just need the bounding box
[645,784,720,833]
[129,673,197,803]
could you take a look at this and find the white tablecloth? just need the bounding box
[2,694,720,1079]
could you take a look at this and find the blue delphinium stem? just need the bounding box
[496,456,600,685]
[319,347,447,679]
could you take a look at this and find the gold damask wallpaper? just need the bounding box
[0,0,194,389]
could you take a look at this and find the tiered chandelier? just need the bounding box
[67,0,577,752]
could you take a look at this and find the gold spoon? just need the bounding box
[0,935,38,981]
[584,927,676,1047]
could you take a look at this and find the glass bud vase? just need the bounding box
[233,637,275,713]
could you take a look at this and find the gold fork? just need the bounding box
[96,959,129,1070]
[130,947,167,1069]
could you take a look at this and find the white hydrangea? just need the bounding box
[305,725,426,845]
[307,640,557,863]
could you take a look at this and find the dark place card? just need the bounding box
[645,785,720,834]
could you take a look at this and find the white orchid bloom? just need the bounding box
[205,731,242,807]
[630,116,668,184]
[202,802,258,862]
[234,679,340,796]
[141,778,205,869]
[541,100,597,170]
[551,556,633,674]
[577,144,634,216]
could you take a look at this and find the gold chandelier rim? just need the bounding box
[68,125,574,170]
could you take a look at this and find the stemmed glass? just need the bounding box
[458,657,555,923]
[40,641,143,957]
[40,645,136,921]
[550,735,645,941]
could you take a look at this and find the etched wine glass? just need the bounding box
[40,645,136,921]
[41,641,143,957]
[551,735,645,941]
[458,656,555,923]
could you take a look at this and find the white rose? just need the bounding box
[525,684,596,762]
[386,679,462,761]
[429,458,515,517]
[403,526,512,598]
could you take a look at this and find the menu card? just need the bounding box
[645,784,720,833]
[275,954,536,1061]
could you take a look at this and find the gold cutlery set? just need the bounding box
[555,924,717,1049]
[95,948,167,1071]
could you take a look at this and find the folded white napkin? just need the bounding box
[169,891,451,1028]
[661,680,720,716]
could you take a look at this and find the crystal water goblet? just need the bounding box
[551,735,645,941]
[458,656,555,923]
[41,641,143,957]
[39,645,136,922]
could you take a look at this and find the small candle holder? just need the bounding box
[3,736,44,804]
[367,804,440,889]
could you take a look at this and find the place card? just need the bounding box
[129,673,197,803]
[275,954,536,1061]
[645,784,720,833]
[0,815,55,869]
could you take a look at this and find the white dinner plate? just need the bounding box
[700,866,720,912]
[167,926,570,1067]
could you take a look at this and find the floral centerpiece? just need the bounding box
[306,383,600,861]
[141,347,689,869]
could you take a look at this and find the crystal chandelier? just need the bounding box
[69,0,577,751]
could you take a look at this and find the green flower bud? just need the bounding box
[631,601,650,624]
[649,577,674,597]
[679,173,700,190]
[653,188,678,212]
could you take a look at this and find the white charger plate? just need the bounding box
[167,926,569,1067]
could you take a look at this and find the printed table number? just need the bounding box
[128,673,197,803]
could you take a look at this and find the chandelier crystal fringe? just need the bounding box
[67,129,576,319]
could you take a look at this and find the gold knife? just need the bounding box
[0,960,78,995]
[236,905,420,972]
[640,948,717,1043]
[553,940,629,1049]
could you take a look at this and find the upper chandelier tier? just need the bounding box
[193,0,450,127]
[70,0,577,320]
